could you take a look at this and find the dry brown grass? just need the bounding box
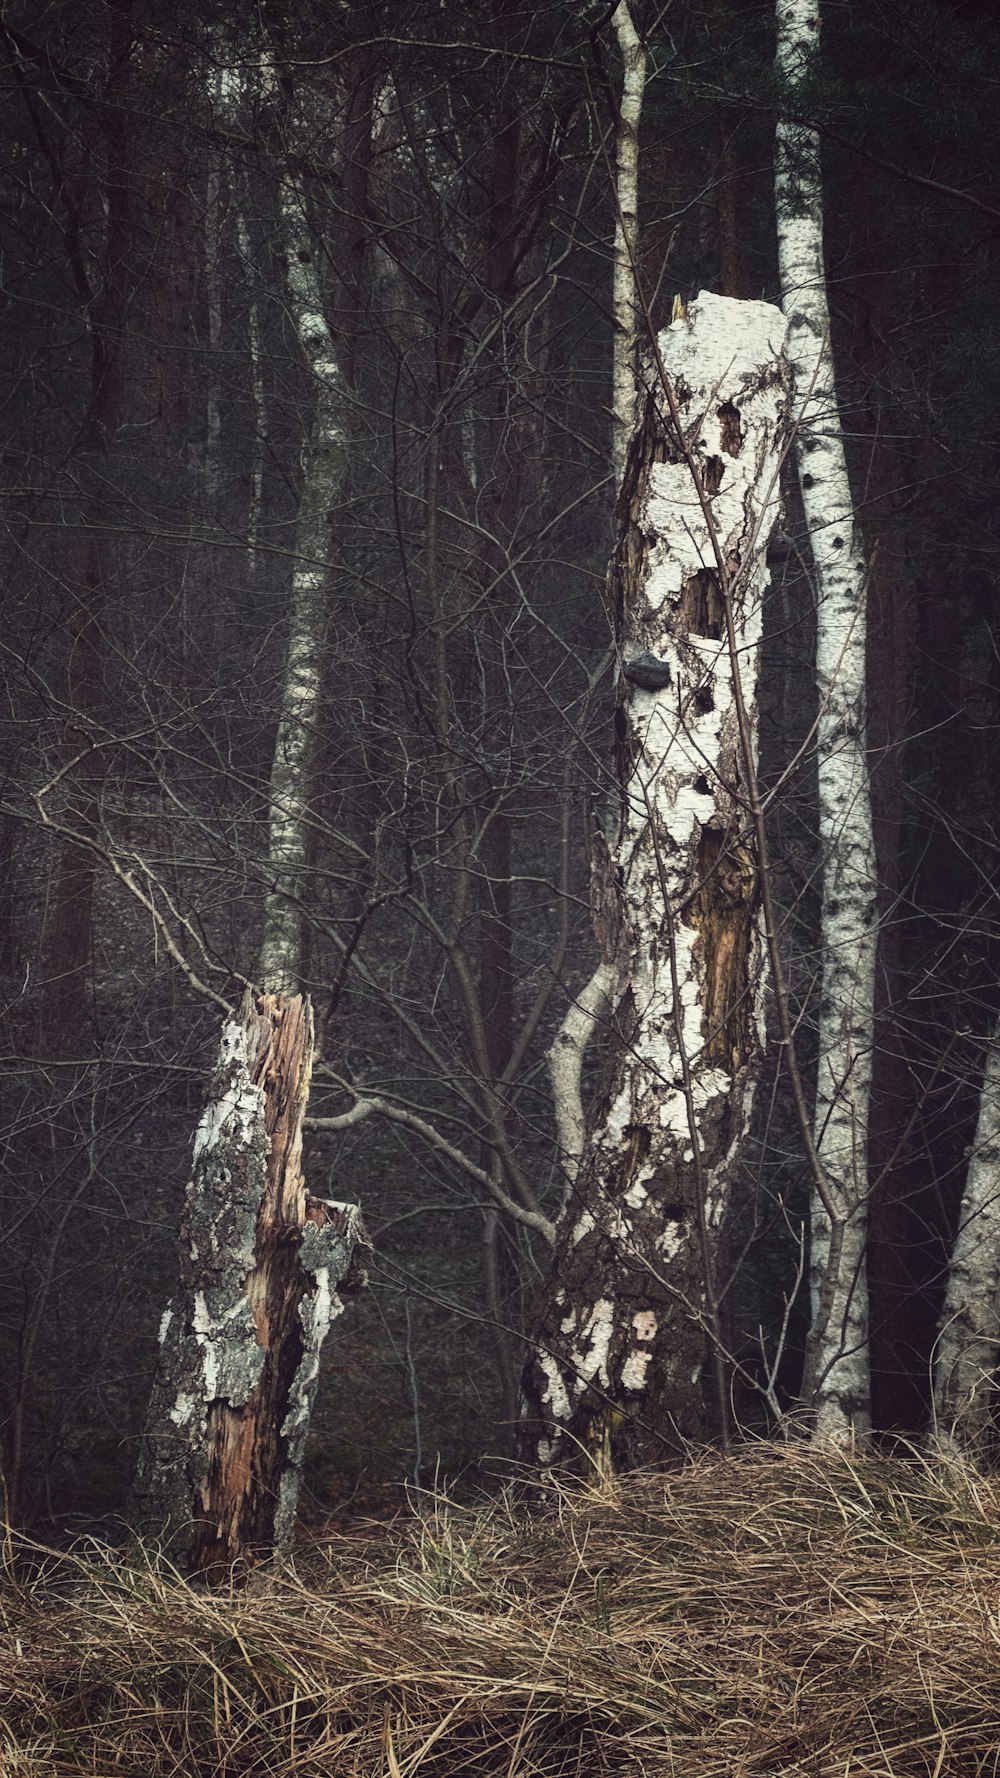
[2,1443,1000,1776]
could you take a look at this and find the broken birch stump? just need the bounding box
[130,989,367,1579]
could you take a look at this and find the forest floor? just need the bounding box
[2,1442,999,1776]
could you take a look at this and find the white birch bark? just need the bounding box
[521,294,789,1469]
[548,960,615,1203]
[236,210,267,581]
[256,169,351,991]
[775,0,877,1441]
[933,1026,1000,1453]
[547,3,644,1203]
[611,1,646,491]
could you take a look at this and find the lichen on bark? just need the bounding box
[131,991,368,1575]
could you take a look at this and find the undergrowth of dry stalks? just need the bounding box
[2,1444,1000,1776]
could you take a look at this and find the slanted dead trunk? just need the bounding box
[131,991,367,1575]
[932,1025,1000,1456]
[519,293,789,1472]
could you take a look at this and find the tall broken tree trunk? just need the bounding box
[519,292,789,1472]
[131,991,367,1575]
[131,43,366,1579]
[932,1024,1000,1456]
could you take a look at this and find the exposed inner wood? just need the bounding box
[188,993,315,1579]
[680,568,724,639]
[686,828,758,1073]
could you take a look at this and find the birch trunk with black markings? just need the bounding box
[776,0,877,1441]
[519,293,789,1471]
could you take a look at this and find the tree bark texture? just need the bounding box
[520,293,789,1471]
[775,0,878,1442]
[255,159,352,992]
[610,1,646,492]
[131,991,368,1576]
[932,1025,1000,1454]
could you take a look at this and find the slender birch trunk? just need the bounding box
[610,1,646,490]
[932,1025,1000,1454]
[256,169,351,992]
[546,0,645,1205]
[519,294,789,1470]
[237,209,267,583]
[775,0,877,1441]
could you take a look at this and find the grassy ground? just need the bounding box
[2,1443,999,1776]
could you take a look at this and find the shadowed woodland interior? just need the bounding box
[2,0,1000,1534]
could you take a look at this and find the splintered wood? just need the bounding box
[130,990,367,1578]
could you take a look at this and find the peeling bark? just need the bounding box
[520,294,790,1471]
[775,0,877,1442]
[131,991,368,1575]
[932,1026,1000,1455]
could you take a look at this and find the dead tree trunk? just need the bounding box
[131,991,367,1575]
[520,293,790,1473]
[932,1023,1000,1456]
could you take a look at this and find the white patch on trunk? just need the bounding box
[570,1298,616,1388]
[621,1350,652,1391]
[622,1308,659,1386]
[657,1222,683,1260]
[538,1353,573,1420]
[169,1393,194,1428]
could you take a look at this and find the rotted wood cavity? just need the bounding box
[718,399,743,455]
[686,828,759,1072]
[681,568,724,639]
[609,1121,650,1199]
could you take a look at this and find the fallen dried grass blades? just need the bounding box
[2,1444,1000,1776]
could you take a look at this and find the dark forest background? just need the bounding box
[2,0,1000,1531]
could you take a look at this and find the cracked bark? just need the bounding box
[131,991,368,1575]
[519,293,789,1472]
[776,0,877,1441]
[932,1026,1000,1455]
